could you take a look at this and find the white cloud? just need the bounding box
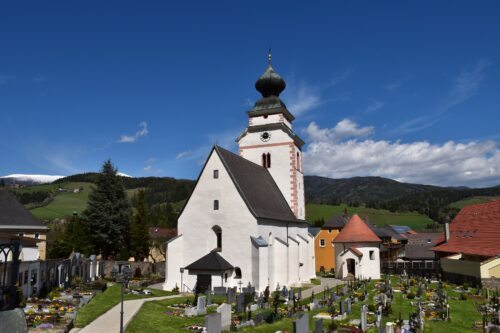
[304,119,374,143]
[118,121,149,143]
[303,119,500,187]
[384,80,402,91]
[176,151,192,160]
[393,60,490,135]
[286,82,322,115]
[440,59,490,113]
[364,99,384,114]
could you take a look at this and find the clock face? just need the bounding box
[260,131,271,142]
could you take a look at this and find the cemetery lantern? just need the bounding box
[111,265,132,333]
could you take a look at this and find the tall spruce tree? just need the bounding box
[130,190,150,261]
[84,160,131,259]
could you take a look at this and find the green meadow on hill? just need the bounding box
[306,203,436,231]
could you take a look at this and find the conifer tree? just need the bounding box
[130,189,150,261]
[84,160,131,258]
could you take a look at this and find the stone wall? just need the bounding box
[100,260,165,278]
[481,277,500,289]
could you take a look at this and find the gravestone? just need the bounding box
[293,313,309,333]
[0,309,28,333]
[342,285,348,295]
[314,318,323,333]
[198,296,207,315]
[381,293,387,307]
[236,294,245,314]
[216,303,231,331]
[385,322,394,333]
[376,305,382,328]
[298,287,302,300]
[340,300,346,315]
[227,288,236,303]
[282,286,289,298]
[361,304,367,331]
[214,286,227,295]
[289,288,295,301]
[330,290,335,302]
[205,312,222,333]
[347,298,352,314]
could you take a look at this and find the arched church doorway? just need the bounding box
[346,258,355,276]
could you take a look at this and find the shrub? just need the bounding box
[409,278,416,286]
[172,284,179,293]
[462,282,469,290]
[407,292,416,299]
[368,304,376,312]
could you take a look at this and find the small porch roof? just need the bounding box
[185,251,234,273]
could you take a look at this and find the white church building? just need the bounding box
[164,56,316,293]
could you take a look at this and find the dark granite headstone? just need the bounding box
[293,313,309,333]
[340,300,346,315]
[227,287,236,303]
[347,298,352,314]
[236,293,245,314]
[314,318,323,333]
[214,286,227,295]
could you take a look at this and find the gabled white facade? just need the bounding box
[164,148,315,292]
[334,243,381,280]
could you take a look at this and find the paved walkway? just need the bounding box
[301,277,343,299]
[71,294,184,333]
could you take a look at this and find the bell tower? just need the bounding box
[237,53,306,220]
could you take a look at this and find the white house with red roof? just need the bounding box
[332,214,382,279]
[432,200,500,285]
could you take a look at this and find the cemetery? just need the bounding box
[124,276,498,333]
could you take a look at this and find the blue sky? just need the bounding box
[1,1,499,187]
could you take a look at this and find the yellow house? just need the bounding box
[314,212,348,273]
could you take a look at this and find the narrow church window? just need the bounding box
[266,153,271,168]
[212,225,222,251]
[234,267,242,279]
[213,169,219,179]
[262,153,267,168]
[369,250,375,260]
[297,152,300,170]
[213,200,219,210]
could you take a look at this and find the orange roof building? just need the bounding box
[432,200,500,285]
[332,214,382,280]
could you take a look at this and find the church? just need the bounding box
[163,56,316,293]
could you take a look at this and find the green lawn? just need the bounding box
[75,283,176,328]
[306,204,435,231]
[27,182,93,220]
[126,277,485,333]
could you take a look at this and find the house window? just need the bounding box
[369,250,375,260]
[212,225,222,251]
[213,200,219,210]
[234,267,242,279]
[35,233,40,239]
[319,239,326,247]
[213,170,219,179]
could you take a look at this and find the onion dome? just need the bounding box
[255,52,286,97]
